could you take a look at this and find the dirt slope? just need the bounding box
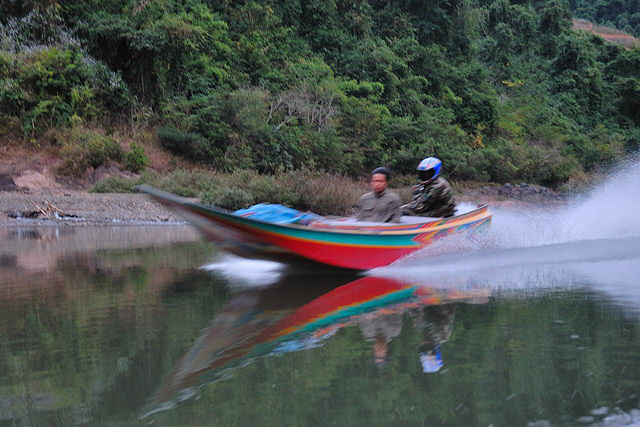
[573,18,640,49]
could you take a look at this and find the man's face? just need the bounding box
[370,173,388,194]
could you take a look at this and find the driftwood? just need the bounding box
[7,200,72,220]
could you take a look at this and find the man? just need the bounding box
[356,167,402,223]
[402,157,456,218]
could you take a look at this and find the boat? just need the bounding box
[137,185,492,270]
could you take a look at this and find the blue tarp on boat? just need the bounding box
[233,204,324,225]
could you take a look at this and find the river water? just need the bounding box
[1,163,640,426]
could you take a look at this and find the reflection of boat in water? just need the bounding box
[141,274,490,417]
[137,185,492,270]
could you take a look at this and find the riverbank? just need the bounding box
[0,183,568,227]
[0,191,185,226]
[0,143,573,227]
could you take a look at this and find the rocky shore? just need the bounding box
[457,182,568,206]
[0,181,569,227]
[0,191,185,226]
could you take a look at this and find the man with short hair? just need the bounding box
[356,167,402,223]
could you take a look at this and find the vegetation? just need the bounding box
[55,126,124,177]
[92,169,372,215]
[123,141,150,173]
[1,0,640,188]
[48,125,150,176]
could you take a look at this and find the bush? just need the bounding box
[137,168,368,216]
[289,170,365,216]
[57,128,123,176]
[91,176,138,193]
[86,134,122,168]
[0,45,132,138]
[124,142,149,173]
[139,169,216,198]
[157,126,221,164]
[202,187,255,211]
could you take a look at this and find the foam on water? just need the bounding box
[201,254,284,289]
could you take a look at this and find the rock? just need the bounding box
[13,170,56,191]
[93,165,135,184]
[0,174,20,191]
[504,183,512,189]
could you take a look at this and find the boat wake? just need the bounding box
[371,160,640,310]
[385,159,640,262]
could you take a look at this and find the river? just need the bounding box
[1,163,640,426]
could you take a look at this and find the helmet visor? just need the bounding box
[418,169,436,182]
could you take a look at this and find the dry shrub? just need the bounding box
[283,170,365,216]
[139,169,216,197]
[127,168,393,215]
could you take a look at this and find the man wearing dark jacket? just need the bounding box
[402,157,456,218]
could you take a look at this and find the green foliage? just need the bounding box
[123,142,150,173]
[76,0,231,101]
[0,44,131,137]
[91,176,137,193]
[157,126,221,164]
[1,0,639,188]
[57,127,123,177]
[616,77,640,124]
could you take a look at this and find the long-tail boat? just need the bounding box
[137,185,492,270]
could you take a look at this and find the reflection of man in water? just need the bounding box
[410,304,456,373]
[359,311,403,367]
[358,303,455,369]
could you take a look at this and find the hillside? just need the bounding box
[1,0,639,195]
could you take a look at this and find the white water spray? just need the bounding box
[391,160,640,263]
[201,254,284,289]
[371,161,640,306]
